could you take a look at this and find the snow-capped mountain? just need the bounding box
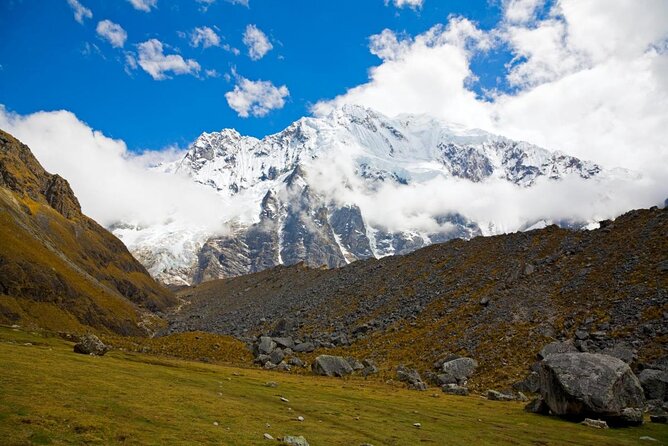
[112,105,606,286]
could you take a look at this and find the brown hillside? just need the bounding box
[0,129,176,335]
[170,207,667,389]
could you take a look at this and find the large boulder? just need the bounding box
[73,334,109,356]
[312,355,354,377]
[539,353,645,425]
[638,369,668,401]
[439,357,477,385]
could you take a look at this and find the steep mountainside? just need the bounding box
[113,106,610,286]
[168,207,667,389]
[0,130,176,335]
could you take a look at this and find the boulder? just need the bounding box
[600,345,636,364]
[273,337,295,349]
[539,353,645,425]
[269,348,285,365]
[312,355,354,377]
[581,418,608,429]
[486,390,516,401]
[258,336,276,355]
[397,365,427,390]
[280,435,309,446]
[538,340,578,359]
[346,357,364,371]
[73,334,109,356]
[254,354,271,365]
[288,357,305,368]
[293,342,315,353]
[638,369,668,401]
[442,384,468,396]
[361,359,378,377]
[440,357,477,385]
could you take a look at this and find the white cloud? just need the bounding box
[314,0,668,179]
[227,0,249,6]
[190,26,221,48]
[127,0,157,12]
[242,24,273,61]
[223,44,241,56]
[385,0,423,10]
[225,73,289,117]
[66,0,92,24]
[136,39,201,80]
[196,0,216,12]
[96,20,127,48]
[0,105,229,231]
[503,0,544,24]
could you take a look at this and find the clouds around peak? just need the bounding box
[314,0,668,180]
[135,39,201,80]
[190,26,221,48]
[66,0,92,24]
[225,72,289,117]
[243,24,273,60]
[127,0,158,12]
[96,20,128,48]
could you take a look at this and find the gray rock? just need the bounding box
[255,354,271,365]
[397,365,427,390]
[441,384,469,396]
[539,352,645,425]
[538,340,578,359]
[346,357,364,371]
[361,359,378,376]
[638,369,668,401]
[312,355,354,377]
[581,418,608,429]
[269,348,285,365]
[440,357,478,385]
[486,390,516,401]
[288,357,305,368]
[276,361,291,372]
[73,334,109,356]
[273,337,295,349]
[293,342,315,353]
[281,435,310,446]
[258,336,276,355]
[600,345,636,364]
[650,414,667,423]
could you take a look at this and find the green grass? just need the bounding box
[0,327,666,445]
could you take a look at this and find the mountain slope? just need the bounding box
[114,106,612,286]
[167,206,667,389]
[0,130,176,335]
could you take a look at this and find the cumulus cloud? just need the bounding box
[242,24,273,60]
[385,0,424,10]
[314,0,668,178]
[66,0,92,24]
[0,105,231,231]
[136,39,201,80]
[225,73,289,117]
[96,20,127,48]
[127,0,157,12]
[190,26,221,48]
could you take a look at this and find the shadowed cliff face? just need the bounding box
[0,129,176,335]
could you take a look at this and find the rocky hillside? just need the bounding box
[0,130,176,335]
[112,105,613,286]
[167,206,667,389]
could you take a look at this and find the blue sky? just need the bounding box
[0,0,511,151]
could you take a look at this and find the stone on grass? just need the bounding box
[312,355,354,377]
[280,435,309,446]
[581,418,608,429]
[441,384,468,396]
[486,390,515,401]
[264,433,274,440]
[439,357,477,385]
[539,352,645,425]
[73,334,109,356]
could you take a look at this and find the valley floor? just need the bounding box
[0,326,666,446]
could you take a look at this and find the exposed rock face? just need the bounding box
[312,355,354,377]
[539,353,645,425]
[538,340,578,359]
[639,369,668,401]
[73,334,109,356]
